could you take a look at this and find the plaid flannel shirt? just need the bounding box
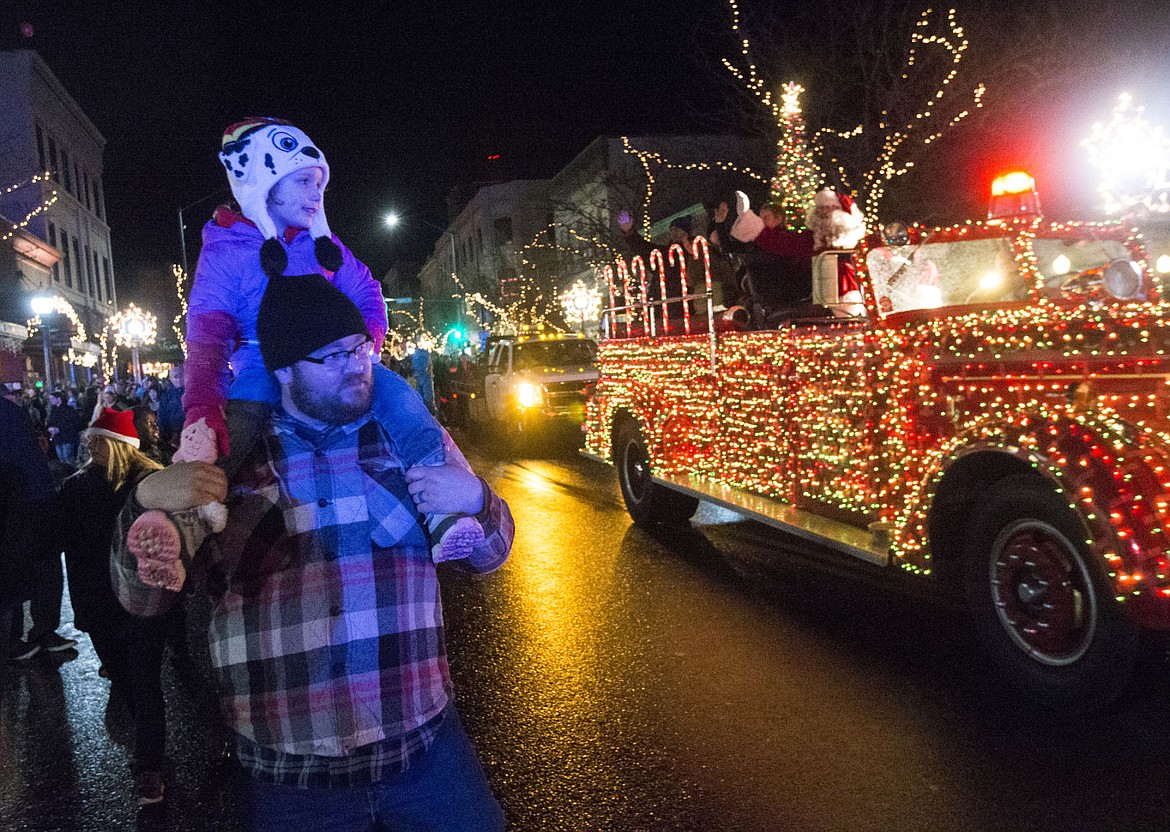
[112,408,512,786]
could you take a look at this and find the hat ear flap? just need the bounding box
[261,238,288,279]
[315,236,343,273]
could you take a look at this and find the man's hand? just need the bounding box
[136,462,227,512]
[405,464,484,516]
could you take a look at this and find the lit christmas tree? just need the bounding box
[770,82,819,229]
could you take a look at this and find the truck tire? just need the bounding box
[614,420,698,528]
[963,475,1138,712]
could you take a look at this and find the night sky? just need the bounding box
[2,1,1168,324]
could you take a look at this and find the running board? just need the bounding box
[656,474,890,567]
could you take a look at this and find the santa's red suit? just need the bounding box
[806,188,866,307]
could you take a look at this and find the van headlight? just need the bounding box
[516,381,542,409]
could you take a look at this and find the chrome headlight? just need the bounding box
[516,381,543,409]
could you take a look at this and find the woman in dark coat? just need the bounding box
[60,408,172,805]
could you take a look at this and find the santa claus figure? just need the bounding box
[806,188,867,314]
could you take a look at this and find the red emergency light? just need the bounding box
[988,170,1042,220]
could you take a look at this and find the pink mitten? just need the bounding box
[173,417,227,534]
[182,405,229,460]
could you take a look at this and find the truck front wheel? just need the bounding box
[614,420,698,528]
[963,476,1138,712]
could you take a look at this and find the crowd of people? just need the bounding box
[5,369,185,470]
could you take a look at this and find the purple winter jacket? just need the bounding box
[185,210,388,410]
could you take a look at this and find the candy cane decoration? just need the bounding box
[616,256,633,338]
[601,264,616,338]
[668,243,691,334]
[649,248,669,335]
[630,255,653,337]
[693,235,716,370]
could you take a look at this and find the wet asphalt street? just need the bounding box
[4,424,1170,831]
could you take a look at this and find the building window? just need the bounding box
[61,230,72,288]
[94,179,105,221]
[35,124,47,174]
[48,137,58,181]
[493,217,513,245]
[48,223,60,282]
[73,238,82,292]
[93,251,102,300]
[85,244,95,296]
[61,149,73,194]
[81,169,91,211]
[103,257,113,302]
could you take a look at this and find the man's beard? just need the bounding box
[288,366,373,426]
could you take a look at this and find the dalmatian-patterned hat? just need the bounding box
[219,118,342,277]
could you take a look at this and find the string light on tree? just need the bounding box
[1084,93,1170,216]
[810,5,985,218]
[771,82,819,229]
[172,263,190,356]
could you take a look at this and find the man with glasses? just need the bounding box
[112,274,513,830]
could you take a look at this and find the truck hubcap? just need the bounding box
[622,440,648,503]
[989,520,1096,666]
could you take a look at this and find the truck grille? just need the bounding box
[544,379,590,413]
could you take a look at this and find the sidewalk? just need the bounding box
[0,582,243,831]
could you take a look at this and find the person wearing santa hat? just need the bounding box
[59,408,177,805]
[806,187,868,315]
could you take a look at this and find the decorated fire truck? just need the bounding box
[582,172,1170,711]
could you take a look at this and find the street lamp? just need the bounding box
[178,189,228,279]
[30,294,55,392]
[384,210,458,283]
[110,303,158,383]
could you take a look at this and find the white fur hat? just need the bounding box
[218,118,342,277]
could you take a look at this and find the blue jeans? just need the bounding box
[238,709,505,832]
[54,442,77,465]
[228,363,443,469]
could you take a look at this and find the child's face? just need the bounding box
[267,167,325,232]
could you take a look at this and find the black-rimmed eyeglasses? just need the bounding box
[299,338,375,368]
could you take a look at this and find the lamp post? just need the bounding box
[178,189,227,279]
[110,304,158,384]
[385,211,459,285]
[30,294,55,392]
[385,211,466,335]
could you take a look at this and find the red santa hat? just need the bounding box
[86,407,139,448]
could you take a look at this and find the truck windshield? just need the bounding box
[513,340,596,370]
[1032,237,1134,297]
[868,237,1023,314]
